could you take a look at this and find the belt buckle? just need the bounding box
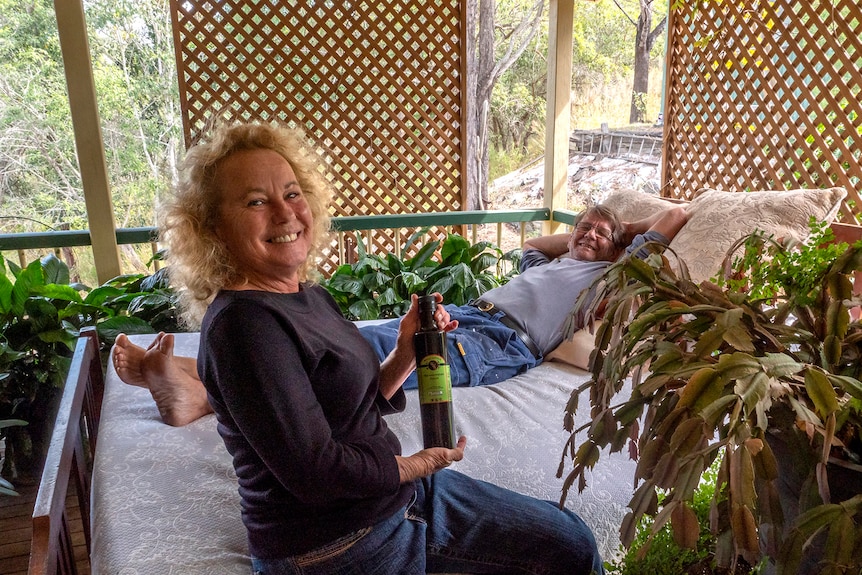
[477,300,495,312]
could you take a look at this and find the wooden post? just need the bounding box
[543,0,574,235]
[53,0,122,284]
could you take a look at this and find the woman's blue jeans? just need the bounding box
[250,469,603,575]
[359,304,540,389]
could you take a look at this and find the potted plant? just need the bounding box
[325,230,521,320]
[0,253,180,482]
[559,221,862,574]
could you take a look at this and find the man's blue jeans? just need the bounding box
[250,469,604,575]
[359,304,541,389]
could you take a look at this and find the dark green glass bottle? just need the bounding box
[413,295,456,448]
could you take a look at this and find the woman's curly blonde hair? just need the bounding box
[160,122,333,327]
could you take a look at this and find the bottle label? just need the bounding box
[416,353,452,404]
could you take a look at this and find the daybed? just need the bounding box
[28,187,858,574]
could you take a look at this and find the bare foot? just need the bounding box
[113,333,199,387]
[113,332,213,426]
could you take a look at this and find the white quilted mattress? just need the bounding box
[91,332,637,574]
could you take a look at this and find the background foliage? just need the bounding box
[0,0,664,281]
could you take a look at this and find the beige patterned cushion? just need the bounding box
[601,188,678,222]
[544,322,601,370]
[668,187,846,283]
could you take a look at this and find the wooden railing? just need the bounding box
[0,210,582,275]
[27,327,103,575]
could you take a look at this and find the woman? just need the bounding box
[148,121,603,574]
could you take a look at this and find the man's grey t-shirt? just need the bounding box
[481,230,667,356]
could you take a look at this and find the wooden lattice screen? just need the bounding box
[662,0,862,224]
[168,0,466,273]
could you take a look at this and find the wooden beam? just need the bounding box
[53,0,121,284]
[543,0,574,235]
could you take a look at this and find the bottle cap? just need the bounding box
[417,294,437,330]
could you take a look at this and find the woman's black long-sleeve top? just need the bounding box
[198,285,413,559]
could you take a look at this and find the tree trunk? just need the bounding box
[465,0,496,211]
[629,0,653,124]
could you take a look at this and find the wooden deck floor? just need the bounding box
[0,481,90,575]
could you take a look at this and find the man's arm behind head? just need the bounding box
[619,206,688,248]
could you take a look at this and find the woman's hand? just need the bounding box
[396,436,467,482]
[398,293,459,338]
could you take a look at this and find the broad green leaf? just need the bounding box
[83,285,127,306]
[361,271,392,292]
[34,283,84,303]
[326,274,365,296]
[426,275,454,296]
[400,271,427,292]
[385,253,404,275]
[375,287,399,306]
[405,239,440,269]
[444,262,473,288]
[10,259,45,313]
[440,234,470,262]
[470,252,499,275]
[348,299,380,321]
[0,273,12,313]
[128,293,174,315]
[96,316,156,341]
[40,253,70,285]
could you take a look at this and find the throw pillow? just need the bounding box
[545,323,601,371]
[668,187,846,284]
[600,188,679,222]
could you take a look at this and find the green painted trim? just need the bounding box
[330,209,550,231]
[551,209,580,226]
[1,210,564,251]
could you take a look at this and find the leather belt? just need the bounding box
[469,299,541,358]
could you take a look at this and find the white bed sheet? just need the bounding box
[91,332,637,574]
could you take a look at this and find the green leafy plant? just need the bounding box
[324,231,521,320]
[0,253,180,480]
[559,222,862,574]
[0,414,27,496]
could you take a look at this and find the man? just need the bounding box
[359,203,687,388]
[113,203,687,425]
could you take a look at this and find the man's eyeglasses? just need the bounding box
[574,222,614,241]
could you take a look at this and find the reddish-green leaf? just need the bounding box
[671,502,701,549]
[731,504,759,554]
